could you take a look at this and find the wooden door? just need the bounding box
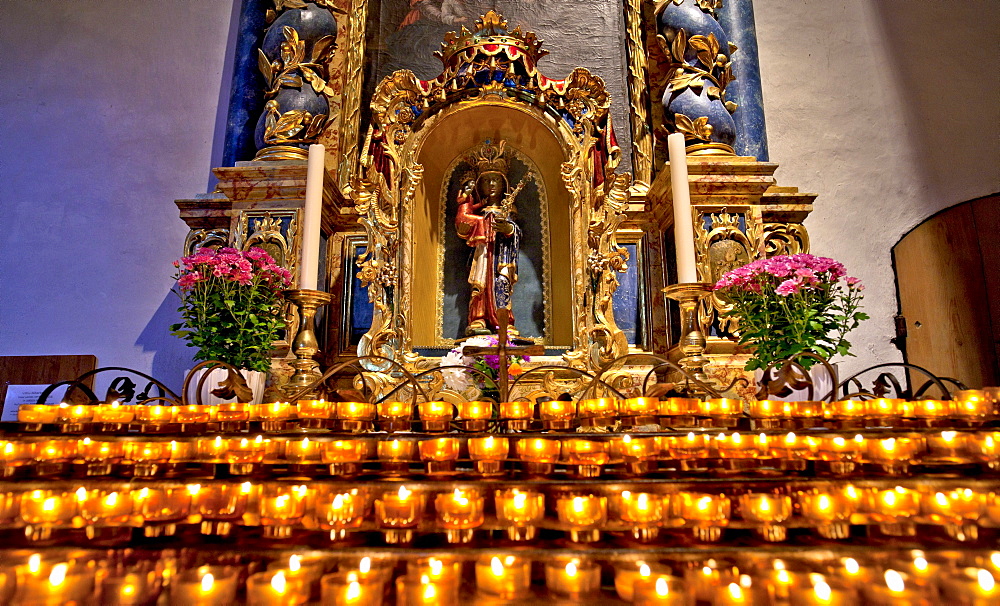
[893,194,1000,388]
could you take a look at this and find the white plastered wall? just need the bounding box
[754,0,1000,377]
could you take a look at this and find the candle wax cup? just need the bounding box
[633,575,693,606]
[545,560,601,597]
[321,571,384,606]
[516,438,560,462]
[468,436,509,460]
[495,489,545,525]
[475,556,531,599]
[246,570,309,606]
[556,495,608,527]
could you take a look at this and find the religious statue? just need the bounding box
[455,140,526,336]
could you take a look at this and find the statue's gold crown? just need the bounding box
[436,10,547,66]
[468,139,509,178]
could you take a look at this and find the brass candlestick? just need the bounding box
[663,282,715,394]
[283,289,333,398]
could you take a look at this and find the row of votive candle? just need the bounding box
[3,481,999,543]
[3,431,999,479]
[14,389,995,433]
[1,550,999,605]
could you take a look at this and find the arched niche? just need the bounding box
[409,102,573,348]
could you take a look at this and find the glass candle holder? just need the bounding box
[749,399,789,426]
[259,483,309,539]
[374,486,425,544]
[545,558,600,599]
[18,404,60,428]
[195,481,252,536]
[539,399,576,430]
[246,569,309,606]
[297,399,331,429]
[826,399,866,421]
[475,556,531,600]
[704,398,741,419]
[940,567,999,606]
[739,493,792,541]
[175,405,211,429]
[633,575,693,606]
[56,404,95,432]
[418,401,453,432]
[467,436,509,475]
[954,390,991,418]
[867,486,921,524]
[866,436,921,472]
[14,562,93,606]
[555,494,608,542]
[135,405,176,432]
[376,401,412,432]
[259,402,295,432]
[215,403,249,431]
[0,490,19,526]
[789,575,852,606]
[619,397,659,426]
[317,488,368,540]
[499,400,533,430]
[99,569,162,606]
[1,439,36,476]
[562,438,609,477]
[923,487,982,525]
[494,488,545,540]
[418,437,460,474]
[320,571,385,606]
[126,441,170,478]
[90,402,135,431]
[169,566,238,606]
[78,488,132,530]
[912,399,952,419]
[788,400,823,420]
[613,561,656,602]
[617,434,658,474]
[667,432,710,464]
[516,437,561,475]
[197,436,230,463]
[927,430,971,461]
[224,435,266,474]
[322,439,370,476]
[715,432,758,460]
[34,438,77,475]
[407,557,462,586]
[435,488,484,543]
[337,401,376,432]
[284,437,323,466]
[377,439,416,475]
[395,573,458,606]
[267,555,328,602]
[673,492,730,542]
[797,488,853,539]
[617,491,665,541]
[78,437,124,476]
[864,570,928,606]
[579,397,617,426]
[660,397,699,417]
[136,485,196,537]
[865,398,906,420]
[458,400,492,431]
[19,489,77,539]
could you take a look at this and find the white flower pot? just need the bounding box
[186,367,266,405]
[755,362,838,402]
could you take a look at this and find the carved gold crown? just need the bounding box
[468,139,509,177]
[436,10,548,66]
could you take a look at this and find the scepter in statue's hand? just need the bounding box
[492,176,528,220]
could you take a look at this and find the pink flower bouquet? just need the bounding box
[713,254,867,371]
[171,247,292,372]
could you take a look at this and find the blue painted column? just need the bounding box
[221,0,269,166]
[717,0,769,160]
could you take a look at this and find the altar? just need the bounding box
[1,2,997,606]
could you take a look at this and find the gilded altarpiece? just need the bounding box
[352,12,633,388]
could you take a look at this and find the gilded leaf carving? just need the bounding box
[671,28,687,64]
[279,73,303,89]
[687,33,719,70]
[258,48,274,84]
[311,35,336,63]
[269,109,308,141]
[673,112,713,141]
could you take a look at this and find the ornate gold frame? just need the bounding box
[351,11,632,373]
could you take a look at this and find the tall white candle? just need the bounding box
[300,143,325,290]
[667,133,698,283]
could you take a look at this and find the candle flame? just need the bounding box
[639,564,650,578]
[48,563,67,587]
[333,494,345,509]
[398,485,411,500]
[347,572,358,583]
[301,437,310,447]
[740,575,752,588]
[702,566,713,576]
[833,437,845,447]
[845,485,859,500]
[573,496,585,513]
[656,577,669,597]
[3,443,11,456]
[623,434,632,444]
[105,492,118,507]
[758,497,771,512]
[453,488,468,506]
[429,558,443,576]
[978,569,996,592]
[565,561,578,577]
[29,554,41,573]
[854,434,864,443]
[83,437,91,445]
[883,492,897,507]
[777,570,791,584]
[275,495,289,509]
[43,497,57,511]
[505,556,515,566]
[697,496,712,512]
[941,431,957,443]
[241,482,252,495]
[818,495,831,511]
[882,438,896,452]
[513,492,527,509]
[992,553,1000,569]
[360,557,371,574]
[491,557,504,577]
[271,571,287,594]
[240,438,249,448]
[814,580,832,601]
[138,488,149,500]
[885,570,904,592]
[727,583,743,599]
[913,557,928,572]
[637,493,649,511]
[423,581,436,600]
[732,432,742,445]
[844,558,860,575]
[621,490,631,500]
[201,573,214,592]
[773,559,786,570]
[484,436,494,448]
[289,555,301,572]
[76,487,87,502]
[686,432,696,443]
[214,436,223,447]
[187,484,201,496]
[122,584,135,596]
[346,581,361,601]
[255,435,263,444]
